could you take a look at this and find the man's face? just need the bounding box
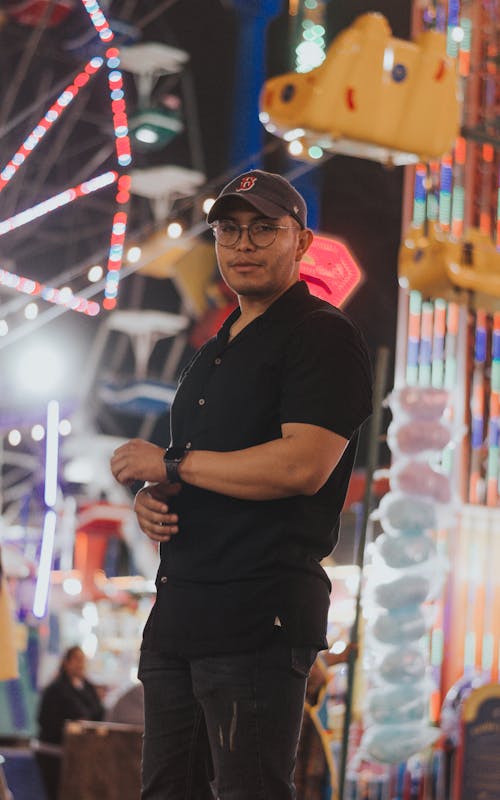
[213,201,312,302]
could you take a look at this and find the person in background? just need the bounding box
[111,169,372,799]
[35,646,104,800]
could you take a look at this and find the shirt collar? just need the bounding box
[217,280,311,343]
[260,280,311,321]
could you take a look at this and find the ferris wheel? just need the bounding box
[0,0,211,615]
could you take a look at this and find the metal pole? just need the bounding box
[337,345,391,800]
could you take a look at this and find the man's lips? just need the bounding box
[229,262,263,269]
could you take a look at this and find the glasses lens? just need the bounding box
[248,222,277,247]
[213,222,240,247]
[212,221,279,248]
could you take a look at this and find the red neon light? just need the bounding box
[299,234,363,307]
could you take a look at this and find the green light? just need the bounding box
[464,631,475,668]
[308,145,323,160]
[460,17,472,51]
[451,185,464,222]
[304,0,318,8]
[413,198,426,226]
[446,27,458,58]
[492,361,500,392]
[482,634,494,671]
[409,290,422,315]
[430,629,444,666]
[312,25,325,35]
[439,196,452,227]
[427,195,438,221]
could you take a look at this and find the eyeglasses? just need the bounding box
[209,220,298,249]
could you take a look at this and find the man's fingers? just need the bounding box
[138,513,178,540]
[144,530,171,543]
[110,455,133,484]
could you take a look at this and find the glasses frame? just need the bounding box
[209,220,298,249]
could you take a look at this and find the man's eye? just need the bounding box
[252,223,275,234]
[219,222,238,233]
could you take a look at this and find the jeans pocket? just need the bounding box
[291,646,318,678]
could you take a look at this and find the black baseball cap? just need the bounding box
[207,170,307,229]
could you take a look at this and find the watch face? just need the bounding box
[164,446,185,462]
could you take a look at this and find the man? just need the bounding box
[111,169,372,799]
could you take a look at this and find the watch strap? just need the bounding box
[163,446,187,483]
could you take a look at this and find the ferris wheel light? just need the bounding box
[0,171,117,237]
[59,287,73,303]
[24,302,39,320]
[88,265,103,282]
[80,0,115,43]
[59,419,72,436]
[0,58,105,195]
[8,429,21,446]
[126,246,141,263]
[167,222,183,239]
[0,1,132,325]
[32,424,45,442]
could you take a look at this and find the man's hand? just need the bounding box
[134,482,181,543]
[110,439,167,486]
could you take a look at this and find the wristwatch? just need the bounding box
[163,446,187,484]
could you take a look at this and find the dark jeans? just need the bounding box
[138,631,317,800]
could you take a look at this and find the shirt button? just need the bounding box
[198,398,205,406]
[185,442,192,449]
[214,357,222,365]
[160,576,168,584]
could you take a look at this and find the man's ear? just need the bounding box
[295,228,314,262]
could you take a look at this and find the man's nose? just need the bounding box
[238,226,255,248]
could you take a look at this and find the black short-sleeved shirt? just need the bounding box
[142,281,372,656]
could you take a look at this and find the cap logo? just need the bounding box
[236,176,257,192]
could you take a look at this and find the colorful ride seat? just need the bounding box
[260,12,460,164]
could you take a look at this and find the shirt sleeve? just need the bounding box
[279,309,373,439]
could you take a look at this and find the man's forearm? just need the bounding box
[179,427,347,501]
[111,425,347,497]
